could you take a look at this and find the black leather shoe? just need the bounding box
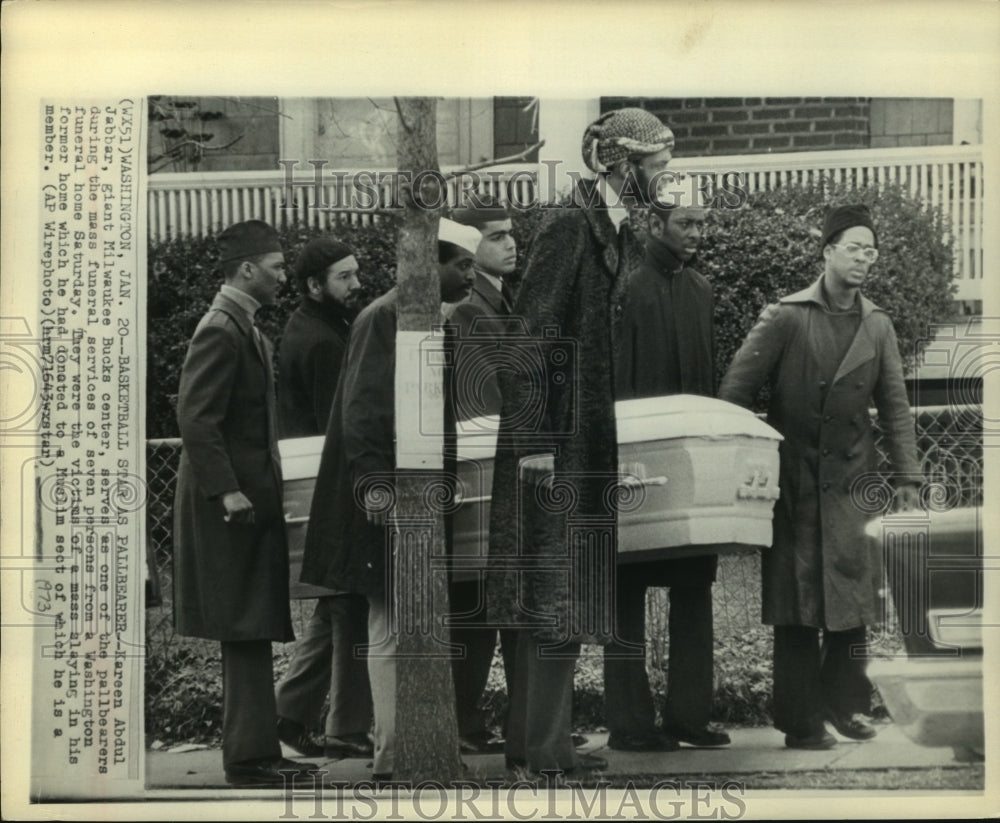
[324,732,375,758]
[608,731,679,752]
[826,712,877,741]
[277,717,324,757]
[225,757,321,786]
[662,723,731,747]
[784,730,837,750]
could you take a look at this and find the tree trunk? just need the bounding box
[391,96,462,783]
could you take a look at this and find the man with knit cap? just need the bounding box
[173,220,319,785]
[273,236,374,761]
[300,219,479,780]
[720,204,921,750]
[486,108,674,775]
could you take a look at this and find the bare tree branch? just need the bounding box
[393,96,415,134]
[443,140,545,178]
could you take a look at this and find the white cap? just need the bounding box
[438,218,482,255]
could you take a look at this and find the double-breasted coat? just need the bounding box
[486,180,644,646]
[719,279,921,631]
[173,289,294,642]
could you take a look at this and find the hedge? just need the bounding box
[147,182,955,437]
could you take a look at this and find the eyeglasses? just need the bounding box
[833,243,879,262]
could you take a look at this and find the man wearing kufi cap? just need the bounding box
[300,219,477,779]
[606,175,730,751]
[720,204,921,750]
[485,108,674,776]
[271,236,376,761]
[173,220,320,784]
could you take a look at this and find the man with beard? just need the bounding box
[300,219,480,780]
[606,186,730,752]
[487,108,674,775]
[720,205,921,749]
[273,237,375,761]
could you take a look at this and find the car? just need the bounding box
[868,506,984,762]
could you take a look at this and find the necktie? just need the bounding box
[500,280,515,315]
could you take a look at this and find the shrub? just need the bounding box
[701,181,957,401]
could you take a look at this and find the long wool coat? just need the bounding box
[486,180,644,646]
[718,279,921,631]
[173,290,294,642]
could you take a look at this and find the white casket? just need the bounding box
[280,395,784,588]
[452,394,783,575]
[278,436,336,598]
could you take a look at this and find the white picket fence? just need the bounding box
[147,145,984,303]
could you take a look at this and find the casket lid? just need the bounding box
[615,395,783,444]
[278,435,325,481]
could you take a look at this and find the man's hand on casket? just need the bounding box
[521,454,556,490]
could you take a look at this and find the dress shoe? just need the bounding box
[826,712,877,741]
[608,731,680,752]
[459,729,505,753]
[324,732,375,758]
[662,723,731,747]
[784,729,837,750]
[225,756,321,786]
[276,717,324,757]
[572,733,589,748]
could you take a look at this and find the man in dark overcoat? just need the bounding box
[272,237,374,761]
[172,220,318,785]
[719,204,921,749]
[486,108,675,775]
[606,193,730,751]
[299,219,480,779]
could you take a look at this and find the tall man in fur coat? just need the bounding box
[487,108,675,775]
[719,205,921,750]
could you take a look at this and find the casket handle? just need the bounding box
[284,514,310,525]
[454,493,490,506]
[619,475,668,488]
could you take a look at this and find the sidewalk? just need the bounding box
[146,724,961,790]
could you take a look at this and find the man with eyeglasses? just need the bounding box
[719,204,921,751]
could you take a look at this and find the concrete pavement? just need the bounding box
[146,722,965,790]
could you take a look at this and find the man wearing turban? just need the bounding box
[487,108,675,775]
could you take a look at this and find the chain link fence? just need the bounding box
[146,404,983,646]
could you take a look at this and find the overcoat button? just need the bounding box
[819,380,827,388]
[822,448,830,456]
[822,482,831,491]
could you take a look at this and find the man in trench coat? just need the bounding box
[172,220,318,785]
[719,204,921,750]
[487,108,675,775]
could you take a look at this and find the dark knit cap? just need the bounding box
[293,237,355,292]
[821,204,878,249]
[217,220,282,264]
